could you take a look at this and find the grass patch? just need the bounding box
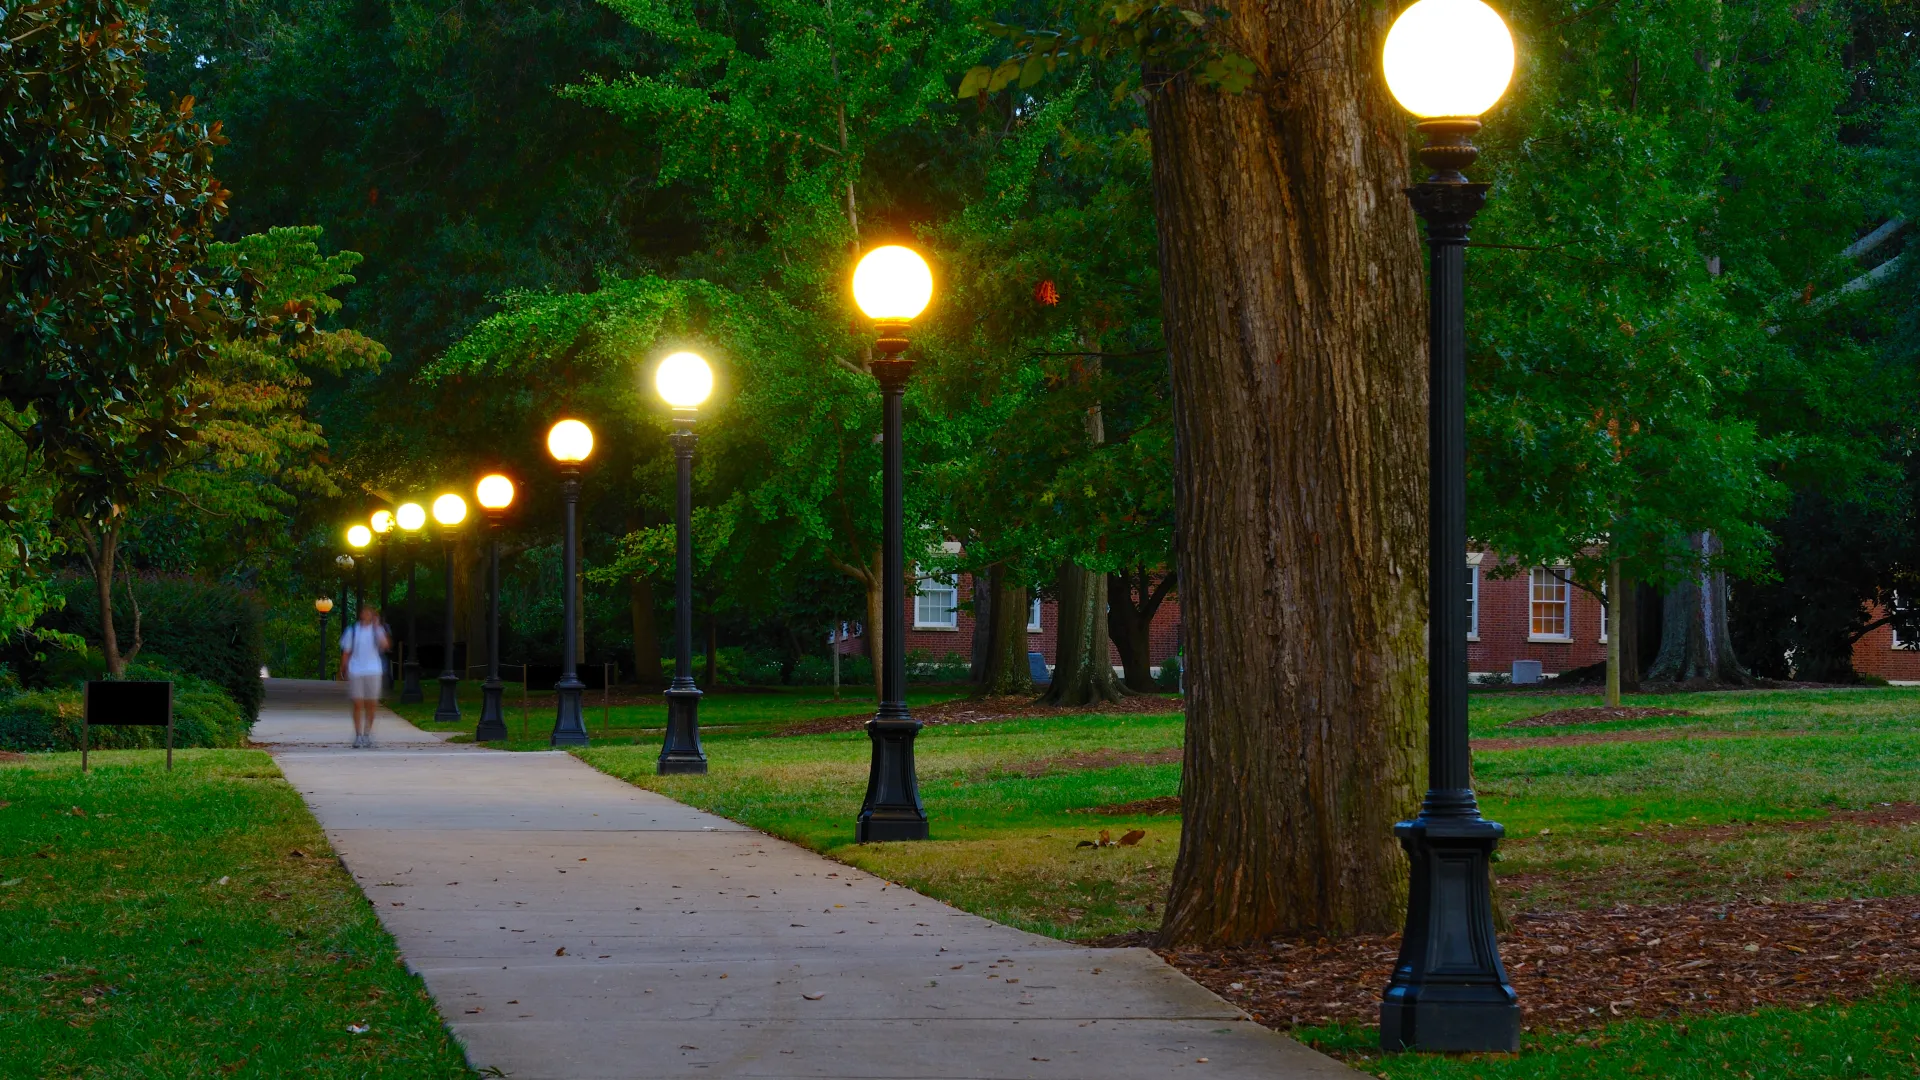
[1305,984,1920,1078]
[0,750,472,1077]
[390,681,968,747]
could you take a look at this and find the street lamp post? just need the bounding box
[547,419,594,747]
[851,245,934,843]
[655,351,715,775]
[371,510,395,689]
[315,597,335,679]
[397,501,427,703]
[347,526,372,620]
[474,474,515,742]
[433,493,469,723]
[1378,0,1520,1054]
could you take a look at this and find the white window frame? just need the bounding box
[1028,597,1042,632]
[1466,553,1482,641]
[1598,579,1608,644]
[1894,592,1916,650]
[1528,565,1572,642]
[913,564,959,630]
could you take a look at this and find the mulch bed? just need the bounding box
[1505,706,1697,729]
[1075,795,1183,816]
[1656,802,1920,845]
[0,751,25,762]
[978,748,1183,779]
[1133,896,1920,1034]
[772,693,1183,737]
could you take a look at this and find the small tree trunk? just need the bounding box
[984,569,1033,695]
[1041,562,1126,706]
[1646,532,1749,685]
[84,522,127,677]
[969,571,992,685]
[630,574,663,690]
[861,549,884,698]
[1606,558,1623,707]
[704,609,717,687]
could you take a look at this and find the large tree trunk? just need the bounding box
[1616,572,1642,693]
[1041,561,1127,706]
[1145,3,1429,945]
[630,574,664,690]
[1108,568,1175,692]
[1646,532,1748,685]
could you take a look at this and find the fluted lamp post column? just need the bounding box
[474,474,515,742]
[315,597,334,680]
[371,510,395,690]
[547,419,594,747]
[1378,0,1520,1054]
[851,245,934,843]
[432,493,469,724]
[655,351,715,775]
[396,501,428,703]
[347,526,372,621]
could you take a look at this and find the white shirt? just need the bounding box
[340,622,389,676]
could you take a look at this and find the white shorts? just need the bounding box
[347,674,383,702]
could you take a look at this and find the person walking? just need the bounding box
[339,604,392,748]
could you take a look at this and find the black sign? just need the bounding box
[82,680,174,772]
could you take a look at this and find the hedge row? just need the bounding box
[35,575,266,720]
[0,664,251,752]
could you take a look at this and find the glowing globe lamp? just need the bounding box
[315,597,334,614]
[547,419,594,464]
[852,246,933,322]
[1382,0,1514,118]
[433,493,468,527]
[371,509,395,535]
[476,474,515,511]
[396,502,427,533]
[656,351,714,409]
[347,524,372,549]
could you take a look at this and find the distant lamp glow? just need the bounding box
[547,419,594,464]
[476,474,515,511]
[347,524,372,549]
[370,509,395,535]
[432,493,468,527]
[852,246,933,322]
[656,352,714,408]
[397,502,427,532]
[315,597,334,614]
[1382,0,1514,118]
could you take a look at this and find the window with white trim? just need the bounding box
[1598,580,1609,643]
[913,567,958,629]
[1029,598,1043,632]
[1895,592,1916,650]
[1529,567,1571,640]
[1466,563,1480,640]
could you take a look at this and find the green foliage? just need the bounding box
[958,2,1254,101]
[0,0,246,526]
[1154,651,1181,693]
[35,575,266,721]
[0,666,247,752]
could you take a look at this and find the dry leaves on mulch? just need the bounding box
[772,694,1182,737]
[1148,895,1920,1034]
[1474,728,1814,752]
[1074,795,1183,816]
[1504,706,1696,729]
[978,748,1182,779]
[1656,802,1920,845]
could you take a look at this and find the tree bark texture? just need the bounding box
[983,565,1034,696]
[1145,3,1429,944]
[970,571,992,685]
[1109,568,1176,692]
[631,574,664,690]
[1606,559,1623,707]
[1042,561,1127,706]
[1647,532,1749,685]
[861,548,884,698]
[1616,573,1642,692]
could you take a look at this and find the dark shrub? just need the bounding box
[39,575,265,720]
[0,665,249,752]
[1155,653,1182,693]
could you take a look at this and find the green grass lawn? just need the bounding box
[571,684,1920,1078]
[389,679,968,747]
[0,750,472,1078]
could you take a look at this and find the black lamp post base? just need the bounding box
[433,674,461,723]
[475,680,509,741]
[658,684,707,774]
[550,679,590,747]
[400,661,423,704]
[1380,815,1518,1053]
[855,716,928,842]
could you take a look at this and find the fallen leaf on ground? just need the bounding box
[1118,829,1146,846]
[802,992,825,1000]
[555,947,567,956]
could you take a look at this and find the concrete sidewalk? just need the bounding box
[257,679,1357,1079]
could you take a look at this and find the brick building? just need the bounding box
[837,550,1619,681]
[1850,606,1920,680]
